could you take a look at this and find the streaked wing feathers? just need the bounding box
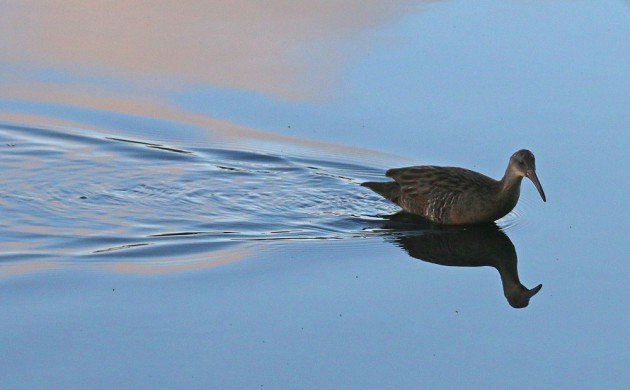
[384,166,497,222]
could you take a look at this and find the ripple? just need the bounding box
[1,119,542,276]
[496,194,540,233]
[496,209,524,231]
[0,121,398,273]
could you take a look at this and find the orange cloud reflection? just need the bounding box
[0,245,254,278]
[0,83,406,166]
[1,1,435,100]
[105,245,253,275]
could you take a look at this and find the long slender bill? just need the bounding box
[526,170,546,202]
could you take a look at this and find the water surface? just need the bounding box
[1,0,628,388]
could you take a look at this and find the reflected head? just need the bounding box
[506,283,543,308]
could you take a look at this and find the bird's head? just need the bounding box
[509,149,546,202]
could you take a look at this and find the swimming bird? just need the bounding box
[361,149,546,225]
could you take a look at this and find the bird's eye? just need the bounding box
[519,161,525,166]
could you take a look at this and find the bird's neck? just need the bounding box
[497,168,523,208]
[495,260,530,307]
[496,257,522,293]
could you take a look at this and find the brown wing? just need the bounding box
[386,165,495,192]
[386,165,443,185]
[383,166,440,215]
[385,166,497,222]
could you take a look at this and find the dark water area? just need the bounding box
[1,1,629,388]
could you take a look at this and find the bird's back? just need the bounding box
[369,165,502,224]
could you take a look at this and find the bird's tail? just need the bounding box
[361,181,401,202]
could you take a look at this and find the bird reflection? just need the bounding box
[377,212,542,308]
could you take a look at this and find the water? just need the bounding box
[1,1,629,388]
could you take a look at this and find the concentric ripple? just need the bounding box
[0,122,404,272]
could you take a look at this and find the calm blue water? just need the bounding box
[1,1,628,388]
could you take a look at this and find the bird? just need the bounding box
[361,149,546,225]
